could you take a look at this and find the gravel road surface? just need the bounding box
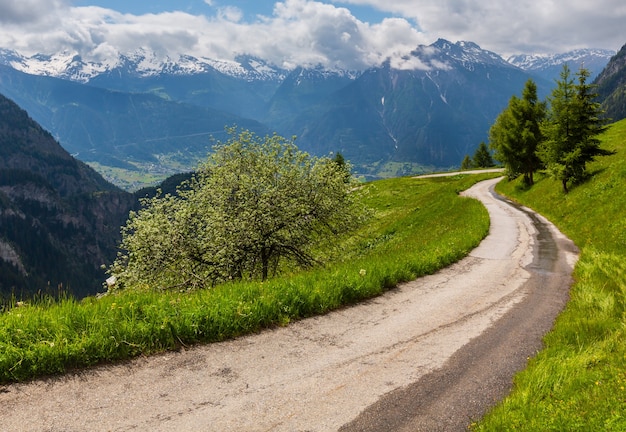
[0,177,578,431]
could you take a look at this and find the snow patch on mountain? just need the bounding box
[407,39,512,73]
[0,40,516,85]
[507,49,615,71]
[507,48,615,81]
[1,43,614,86]
[0,48,288,83]
[3,50,116,82]
[431,39,512,69]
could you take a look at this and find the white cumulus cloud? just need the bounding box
[331,0,626,55]
[0,0,427,70]
[0,0,623,71]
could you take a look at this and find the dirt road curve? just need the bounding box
[0,177,578,432]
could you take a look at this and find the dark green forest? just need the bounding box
[0,94,136,301]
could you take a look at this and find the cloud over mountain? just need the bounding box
[0,0,624,71]
[334,0,626,56]
[0,0,427,70]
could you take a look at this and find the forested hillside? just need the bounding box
[0,93,135,299]
[595,43,626,122]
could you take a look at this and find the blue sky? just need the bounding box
[71,0,392,24]
[0,0,623,70]
[71,1,271,17]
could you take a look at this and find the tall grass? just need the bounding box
[474,119,626,430]
[0,173,497,383]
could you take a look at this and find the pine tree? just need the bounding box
[472,142,495,168]
[489,79,545,185]
[460,155,473,170]
[539,65,613,193]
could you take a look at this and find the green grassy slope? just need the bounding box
[475,119,626,430]
[0,173,498,383]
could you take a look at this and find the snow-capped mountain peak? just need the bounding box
[403,39,512,73]
[1,49,116,82]
[1,40,513,85]
[428,39,512,70]
[0,44,616,86]
[0,48,288,83]
[507,48,616,80]
[508,48,614,69]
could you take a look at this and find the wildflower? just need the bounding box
[359,269,366,277]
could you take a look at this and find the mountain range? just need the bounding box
[0,41,616,188]
[507,48,616,82]
[1,44,611,89]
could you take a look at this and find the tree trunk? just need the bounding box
[261,247,271,281]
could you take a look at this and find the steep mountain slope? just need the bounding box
[508,48,615,83]
[594,43,626,122]
[264,66,359,131]
[0,65,268,189]
[290,40,550,176]
[0,93,135,299]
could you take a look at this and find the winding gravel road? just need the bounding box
[0,177,579,431]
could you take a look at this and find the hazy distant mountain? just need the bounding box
[508,48,615,82]
[287,40,551,177]
[0,93,135,299]
[0,48,288,120]
[594,43,626,122]
[0,64,268,189]
[0,41,609,185]
[263,66,360,131]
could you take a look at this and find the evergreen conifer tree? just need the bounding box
[460,154,473,170]
[489,79,545,185]
[539,65,613,192]
[472,142,495,168]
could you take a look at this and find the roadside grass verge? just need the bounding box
[474,119,626,430]
[0,173,497,384]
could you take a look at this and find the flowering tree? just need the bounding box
[109,128,366,291]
